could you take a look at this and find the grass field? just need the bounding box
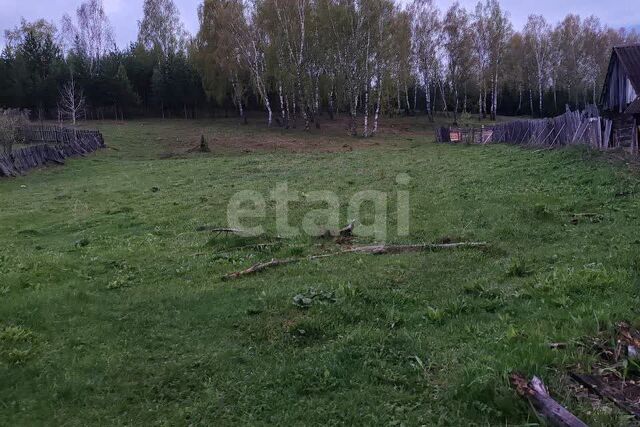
[2,115,640,425]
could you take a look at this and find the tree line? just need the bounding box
[1,0,639,134]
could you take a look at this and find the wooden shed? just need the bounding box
[601,45,640,151]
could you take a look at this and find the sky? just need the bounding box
[1,0,639,49]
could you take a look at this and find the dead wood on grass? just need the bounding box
[222,241,488,280]
[569,322,640,419]
[510,373,588,427]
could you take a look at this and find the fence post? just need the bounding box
[633,119,639,156]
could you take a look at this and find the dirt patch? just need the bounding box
[199,135,395,154]
[165,115,431,156]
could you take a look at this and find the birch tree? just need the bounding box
[443,4,472,124]
[138,0,189,58]
[61,0,115,75]
[483,0,511,120]
[269,0,311,129]
[524,15,551,116]
[410,0,440,121]
[196,0,249,122]
[220,0,274,126]
[473,2,489,119]
[59,73,86,125]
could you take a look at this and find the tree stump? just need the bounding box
[200,134,210,153]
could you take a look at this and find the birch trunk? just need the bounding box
[453,86,459,124]
[439,79,448,117]
[364,89,370,137]
[404,82,411,115]
[328,83,335,121]
[350,92,358,136]
[518,84,522,114]
[491,71,498,121]
[529,87,534,116]
[373,81,382,135]
[538,74,543,117]
[285,94,291,129]
[278,81,286,127]
[363,32,371,137]
[424,73,432,121]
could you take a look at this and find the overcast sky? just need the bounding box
[1,0,639,49]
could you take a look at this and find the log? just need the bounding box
[196,226,250,235]
[222,241,488,280]
[223,257,298,280]
[510,373,588,427]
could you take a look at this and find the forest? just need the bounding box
[1,0,639,134]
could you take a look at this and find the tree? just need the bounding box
[196,0,254,123]
[59,72,86,125]
[62,0,115,75]
[483,0,511,120]
[0,109,28,155]
[524,15,551,116]
[151,65,167,118]
[411,0,440,121]
[4,19,59,56]
[443,4,472,124]
[138,0,189,58]
[13,24,64,119]
[113,64,139,119]
[218,0,274,126]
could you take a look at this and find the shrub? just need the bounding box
[0,109,29,155]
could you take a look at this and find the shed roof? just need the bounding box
[626,98,640,115]
[614,45,640,94]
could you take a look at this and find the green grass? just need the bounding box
[2,117,640,425]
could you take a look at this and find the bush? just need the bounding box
[0,109,29,155]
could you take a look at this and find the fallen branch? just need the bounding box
[222,253,335,280]
[345,242,488,255]
[224,258,296,280]
[195,226,286,240]
[571,373,640,419]
[570,213,600,218]
[196,226,244,233]
[195,226,262,239]
[510,373,587,427]
[222,241,488,280]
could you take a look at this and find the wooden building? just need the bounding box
[601,45,640,151]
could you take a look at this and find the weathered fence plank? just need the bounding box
[0,126,105,178]
[435,107,626,153]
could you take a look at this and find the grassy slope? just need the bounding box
[1,118,640,425]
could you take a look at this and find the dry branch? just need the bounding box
[570,373,640,419]
[345,242,488,255]
[510,373,588,427]
[196,226,248,236]
[222,241,488,280]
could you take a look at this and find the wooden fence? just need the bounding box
[435,108,639,154]
[0,125,105,177]
[19,125,102,145]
